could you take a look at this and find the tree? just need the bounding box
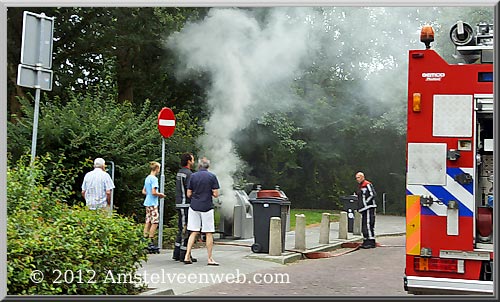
[7,7,208,119]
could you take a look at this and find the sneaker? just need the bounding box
[148,242,159,249]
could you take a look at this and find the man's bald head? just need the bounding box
[356,172,365,183]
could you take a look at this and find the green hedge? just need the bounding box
[8,90,203,219]
[7,155,149,295]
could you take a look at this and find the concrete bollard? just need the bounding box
[338,211,348,239]
[269,217,282,256]
[295,214,306,250]
[319,213,331,244]
[353,211,362,235]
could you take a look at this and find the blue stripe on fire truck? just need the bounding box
[406,168,474,217]
[446,167,473,194]
[423,185,473,217]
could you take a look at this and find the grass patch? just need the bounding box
[289,209,339,230]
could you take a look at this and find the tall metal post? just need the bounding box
[30,88,41,165]
[30,15,46,165]
[107,161,115,216]
[383,193,386,215]
[158,137,166,249]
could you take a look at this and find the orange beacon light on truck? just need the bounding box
[420,25,434,49]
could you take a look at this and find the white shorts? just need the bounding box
[187,208,215,233]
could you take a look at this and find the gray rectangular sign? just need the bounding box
[17,64,53,91]
[20,11,55,69]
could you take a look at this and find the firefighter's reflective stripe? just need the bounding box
[406,195,421,255]
[406,168,473,217]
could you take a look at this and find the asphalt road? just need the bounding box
[188,235,410,297]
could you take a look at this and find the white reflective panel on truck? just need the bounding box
[407,143,447,185]
[447,205,459,235]
[433,95,473,137]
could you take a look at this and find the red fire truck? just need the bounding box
[404,21,494,295]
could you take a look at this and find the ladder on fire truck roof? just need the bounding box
[450,21,493,64]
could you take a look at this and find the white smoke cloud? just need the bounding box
[168,8,317,218]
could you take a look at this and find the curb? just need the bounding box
[246,251,302,265]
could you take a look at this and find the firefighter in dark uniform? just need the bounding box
[356,171,377,249]
[173,153,197,262]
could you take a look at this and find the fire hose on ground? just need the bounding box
[214,241,404,259]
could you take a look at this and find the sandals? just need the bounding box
[207,258,219,266]
[184,258,219,266]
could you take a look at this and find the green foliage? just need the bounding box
[7,153,84,216]
[258,112,306,153]
[7,89,203,221]
[7,155,148,295]
[236,90,406,213]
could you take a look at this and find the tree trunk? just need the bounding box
[116,47,135,103]
[7,62,26,121]
[118,79,134,103]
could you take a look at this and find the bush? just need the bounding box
[7,155,149,295]
[8,88,203,219]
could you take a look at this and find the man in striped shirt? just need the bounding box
[81,158,115,210]
[173,153,196,262]
[356,171,377,249]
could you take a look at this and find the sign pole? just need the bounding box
[158,137,166,249]
[383,193,386,215]
[156,107,176,249]
[107,161,115,217]
[30,13,48,165]
[30,88,41,165]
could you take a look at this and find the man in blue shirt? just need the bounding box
[142,161,166,248]
[183,157,220,265]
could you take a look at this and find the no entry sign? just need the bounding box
[157,107,176,138]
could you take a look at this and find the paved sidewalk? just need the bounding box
[138,215,405,296]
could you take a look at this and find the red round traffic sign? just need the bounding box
[157,107,176,138]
